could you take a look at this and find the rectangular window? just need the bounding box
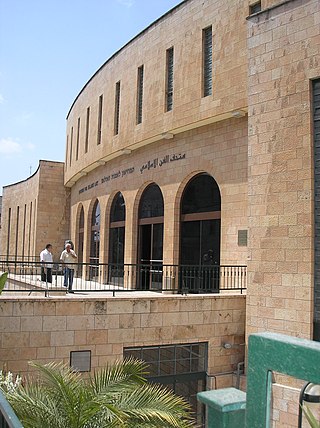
[7,207,11,258]
[69,127,73,167]
[15,206,19,258]
[165,47,174,111]
[76,117,80,161]
[114,81,121,135]
[70,350,91,372]
[136,65,144,124]
[28,202,32,258]
[85,106,90,153]
[65,135,68,171]
[313,78,320,340]
[249,1,261,14]
[97,94,103,145]
[22,204,26,259]
[203,26,213,97]
[124,342,207,426]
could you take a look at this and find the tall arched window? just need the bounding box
[180,174,221,293]
[78,206,84,264]
[90,200,100,269]
[109,192,126,285]
[138,184,164,290]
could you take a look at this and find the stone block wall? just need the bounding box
[0,161,70,261]
[65,0,249,186]
[71,119,248,267]
[246,0,320,339]
[0,294,245,377]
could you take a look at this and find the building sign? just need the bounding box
[140,153,186,174]
[79,152,186,195]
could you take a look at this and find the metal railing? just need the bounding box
[0,259,247,295]
[0,390,23,428]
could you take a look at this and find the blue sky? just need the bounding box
[0,0,182,195]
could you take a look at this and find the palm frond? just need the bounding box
[90,358,148,394]
[4,359,194,428]
[104,382,194,427]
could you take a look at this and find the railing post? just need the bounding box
[197,388,246,428]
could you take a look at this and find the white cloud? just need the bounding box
[0,138,22,155]
[0,94,4,104]
[17,111,34,124]
[116,0,134,7]
[26,142,36,150]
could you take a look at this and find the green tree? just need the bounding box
[0,272,8,295]
[5,359,194,428]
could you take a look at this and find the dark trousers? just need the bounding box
[41,267,52,283]
[64,268,74,290]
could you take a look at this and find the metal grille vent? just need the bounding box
[97,94,103,145]
[114,81,120,135]
[203,26,212,97]
[166,47,174,111]
[137,65,144,124]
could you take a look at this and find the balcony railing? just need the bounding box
[0,390,23,428]
[0,259,246,295]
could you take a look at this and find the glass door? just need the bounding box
[139,223,163,290]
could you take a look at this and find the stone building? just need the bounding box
[0,160,70,261]
[0,0,320,425]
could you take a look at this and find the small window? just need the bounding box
[202,26,213,97]
[65,135,68,170]
[97,95,103,145]
[69,127,73,166]
[76,117,80,161]
[70,350,91,372]
[85,107,90,153]
[249,1,261,14]
[114,81,121,135]
[7,207,11,258]
[165,47,174,112]
[137,65,144,124]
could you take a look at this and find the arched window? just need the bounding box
[109,193,126,285]
[138,184,164,290]
[180,174,221,293]
[90,200,100,266]
[139,184,164,219]
[78,206,84,264]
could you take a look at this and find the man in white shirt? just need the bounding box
[40,244,53,283]
[60,243,77,293]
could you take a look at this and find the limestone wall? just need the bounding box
[246,0,320,339]
[65,0,249,186]
[0,294,245,377]
[71,119,248,267]
[0,161,70,260]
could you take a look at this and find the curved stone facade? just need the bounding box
[65,0,248,186]
[0,160,70,260]
[66,0,250,271]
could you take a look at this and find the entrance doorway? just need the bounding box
[180,174,221,293]
[108,192,126,286]
[78,206,84,264]
[89,200,100,279]
[138,184,164,290]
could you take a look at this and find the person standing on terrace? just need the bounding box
[60,243,77,293]
[40,244,53,283]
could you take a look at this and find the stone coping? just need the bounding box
[0,291,246,301]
